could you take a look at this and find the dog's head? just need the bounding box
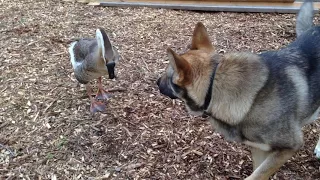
[157,22,219,115]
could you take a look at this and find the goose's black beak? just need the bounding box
[106,62,116,79]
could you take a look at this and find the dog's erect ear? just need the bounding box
[167,48,192,85]
[190,22,214,52]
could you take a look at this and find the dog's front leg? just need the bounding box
[250,147,271,171]
[245,149,296,180]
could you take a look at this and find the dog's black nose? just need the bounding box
[156,78,160,86]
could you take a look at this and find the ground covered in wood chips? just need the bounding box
[0,0,320,179]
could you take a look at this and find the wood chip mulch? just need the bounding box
[0,0,319,179]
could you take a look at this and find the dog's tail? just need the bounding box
[296,0,314,37]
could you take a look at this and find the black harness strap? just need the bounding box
[202,62,220,118]
[170,61,220,117]
[202,62,219,109]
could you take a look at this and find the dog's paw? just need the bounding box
[315,144,320,159]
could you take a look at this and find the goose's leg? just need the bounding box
[86,84,106,113]
[95,77,112,100]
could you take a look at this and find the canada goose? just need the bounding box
[69,28,119,113]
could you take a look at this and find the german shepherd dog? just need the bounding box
[157,0,320,179]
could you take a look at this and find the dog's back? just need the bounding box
[256,39,320,133]
[255,0,320,126]
[289,26,320,109]
[240,1,320,151]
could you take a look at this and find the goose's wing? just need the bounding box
[74,38,97,60]
[69,38,98,68]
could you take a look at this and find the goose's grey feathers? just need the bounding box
[73,38,98,64]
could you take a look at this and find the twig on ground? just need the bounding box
[43,100,57,114]
[0,143,15,157]
[107,88,127,93]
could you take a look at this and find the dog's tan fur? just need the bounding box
[211,52,268,125]
[166,23,269,124]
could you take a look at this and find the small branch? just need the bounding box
[107,88,127,93]
[43,100,57,114]
[0,121,9,129]
[52,52,65,56]
[33,111,40,122]
[141,59,150,72]
[0,86,8,93]
[0,143,15,157]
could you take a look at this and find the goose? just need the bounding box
[69,28,119,113]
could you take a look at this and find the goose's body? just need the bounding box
[70,39,108,84]
[69,28,119,113]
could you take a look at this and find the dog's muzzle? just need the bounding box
[106,62,116,79]
[157,78,178,99]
